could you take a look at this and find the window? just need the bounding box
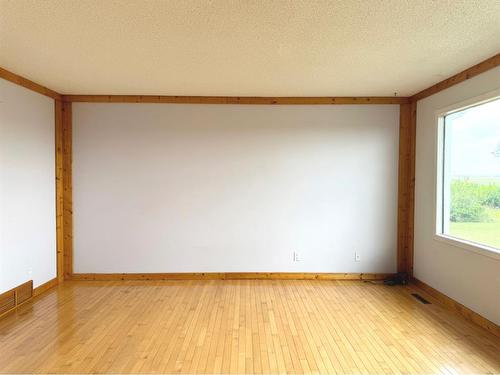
[437,95,500,253]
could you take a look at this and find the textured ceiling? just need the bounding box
[0,0,499,96]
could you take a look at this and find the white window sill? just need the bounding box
[434,234,500,261]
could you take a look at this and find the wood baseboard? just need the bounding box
[412,277,500,338]
[0,278,58,320]
[0,280,33,318]
[71,272,393,281]
[33,278,59,297]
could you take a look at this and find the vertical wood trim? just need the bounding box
[55,100,64,281]
[397,104,409,272]
[397,102,416,275]
[62,101,73,279]
[408,101,416,275]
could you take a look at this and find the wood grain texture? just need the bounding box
[55,100,64,281]
[411,53,500,102]
[14,281,33,305]
[0,291,15,317]
[407,101,416,275]
[0,67,61,99]
[0,280,499,374]
[0,281,33,318]
[62,101,73,279]
[71,273,393,281]
[62,95,410,105]
[0,279,58,320]
[412,277,500,338]
[397,102,416,275]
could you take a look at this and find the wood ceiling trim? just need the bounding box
[61,95,410,105]
[0,67,61,100]
[411,53,500,102]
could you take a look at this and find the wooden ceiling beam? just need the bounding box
[61,95,410,105]
[411,53,500,102]
[0,67,61,100]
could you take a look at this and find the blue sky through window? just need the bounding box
[446,98,500,179]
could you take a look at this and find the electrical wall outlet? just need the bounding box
[354,252,361,262]
[293,251,301,262]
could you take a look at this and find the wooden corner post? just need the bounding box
[397,101,416,276]
[55,100,64,281]
[62,101,73,279]
[56,100,73,280]
[55,100,73,280]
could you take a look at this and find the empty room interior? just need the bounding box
[1,1,500,374]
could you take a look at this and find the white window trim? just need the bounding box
[433,88,500,261]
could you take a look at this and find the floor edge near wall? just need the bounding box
[411,277,500,339]
[68,273,500,339]
[0,278,58,320]
[33,278,59,297]
[4,275,499,342]
[70,272,394,281]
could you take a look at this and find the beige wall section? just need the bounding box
[414,66,500,325]
[0,78,56,292]
[72,103,399,274]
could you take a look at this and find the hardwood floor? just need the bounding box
[0,280,498,374]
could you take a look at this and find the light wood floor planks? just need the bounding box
[0,280,498,374]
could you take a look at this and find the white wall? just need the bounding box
[0,78,56,292]
[73,103,399,273]
[414,66,500,325]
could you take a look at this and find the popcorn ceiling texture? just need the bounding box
[0,0,499,96]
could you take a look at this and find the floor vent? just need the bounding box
[0,280,33,318]
[16,281,33,304]
[411,293,431,304]
[0,291,16,315]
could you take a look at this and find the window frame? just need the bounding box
[433,89,500,260]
